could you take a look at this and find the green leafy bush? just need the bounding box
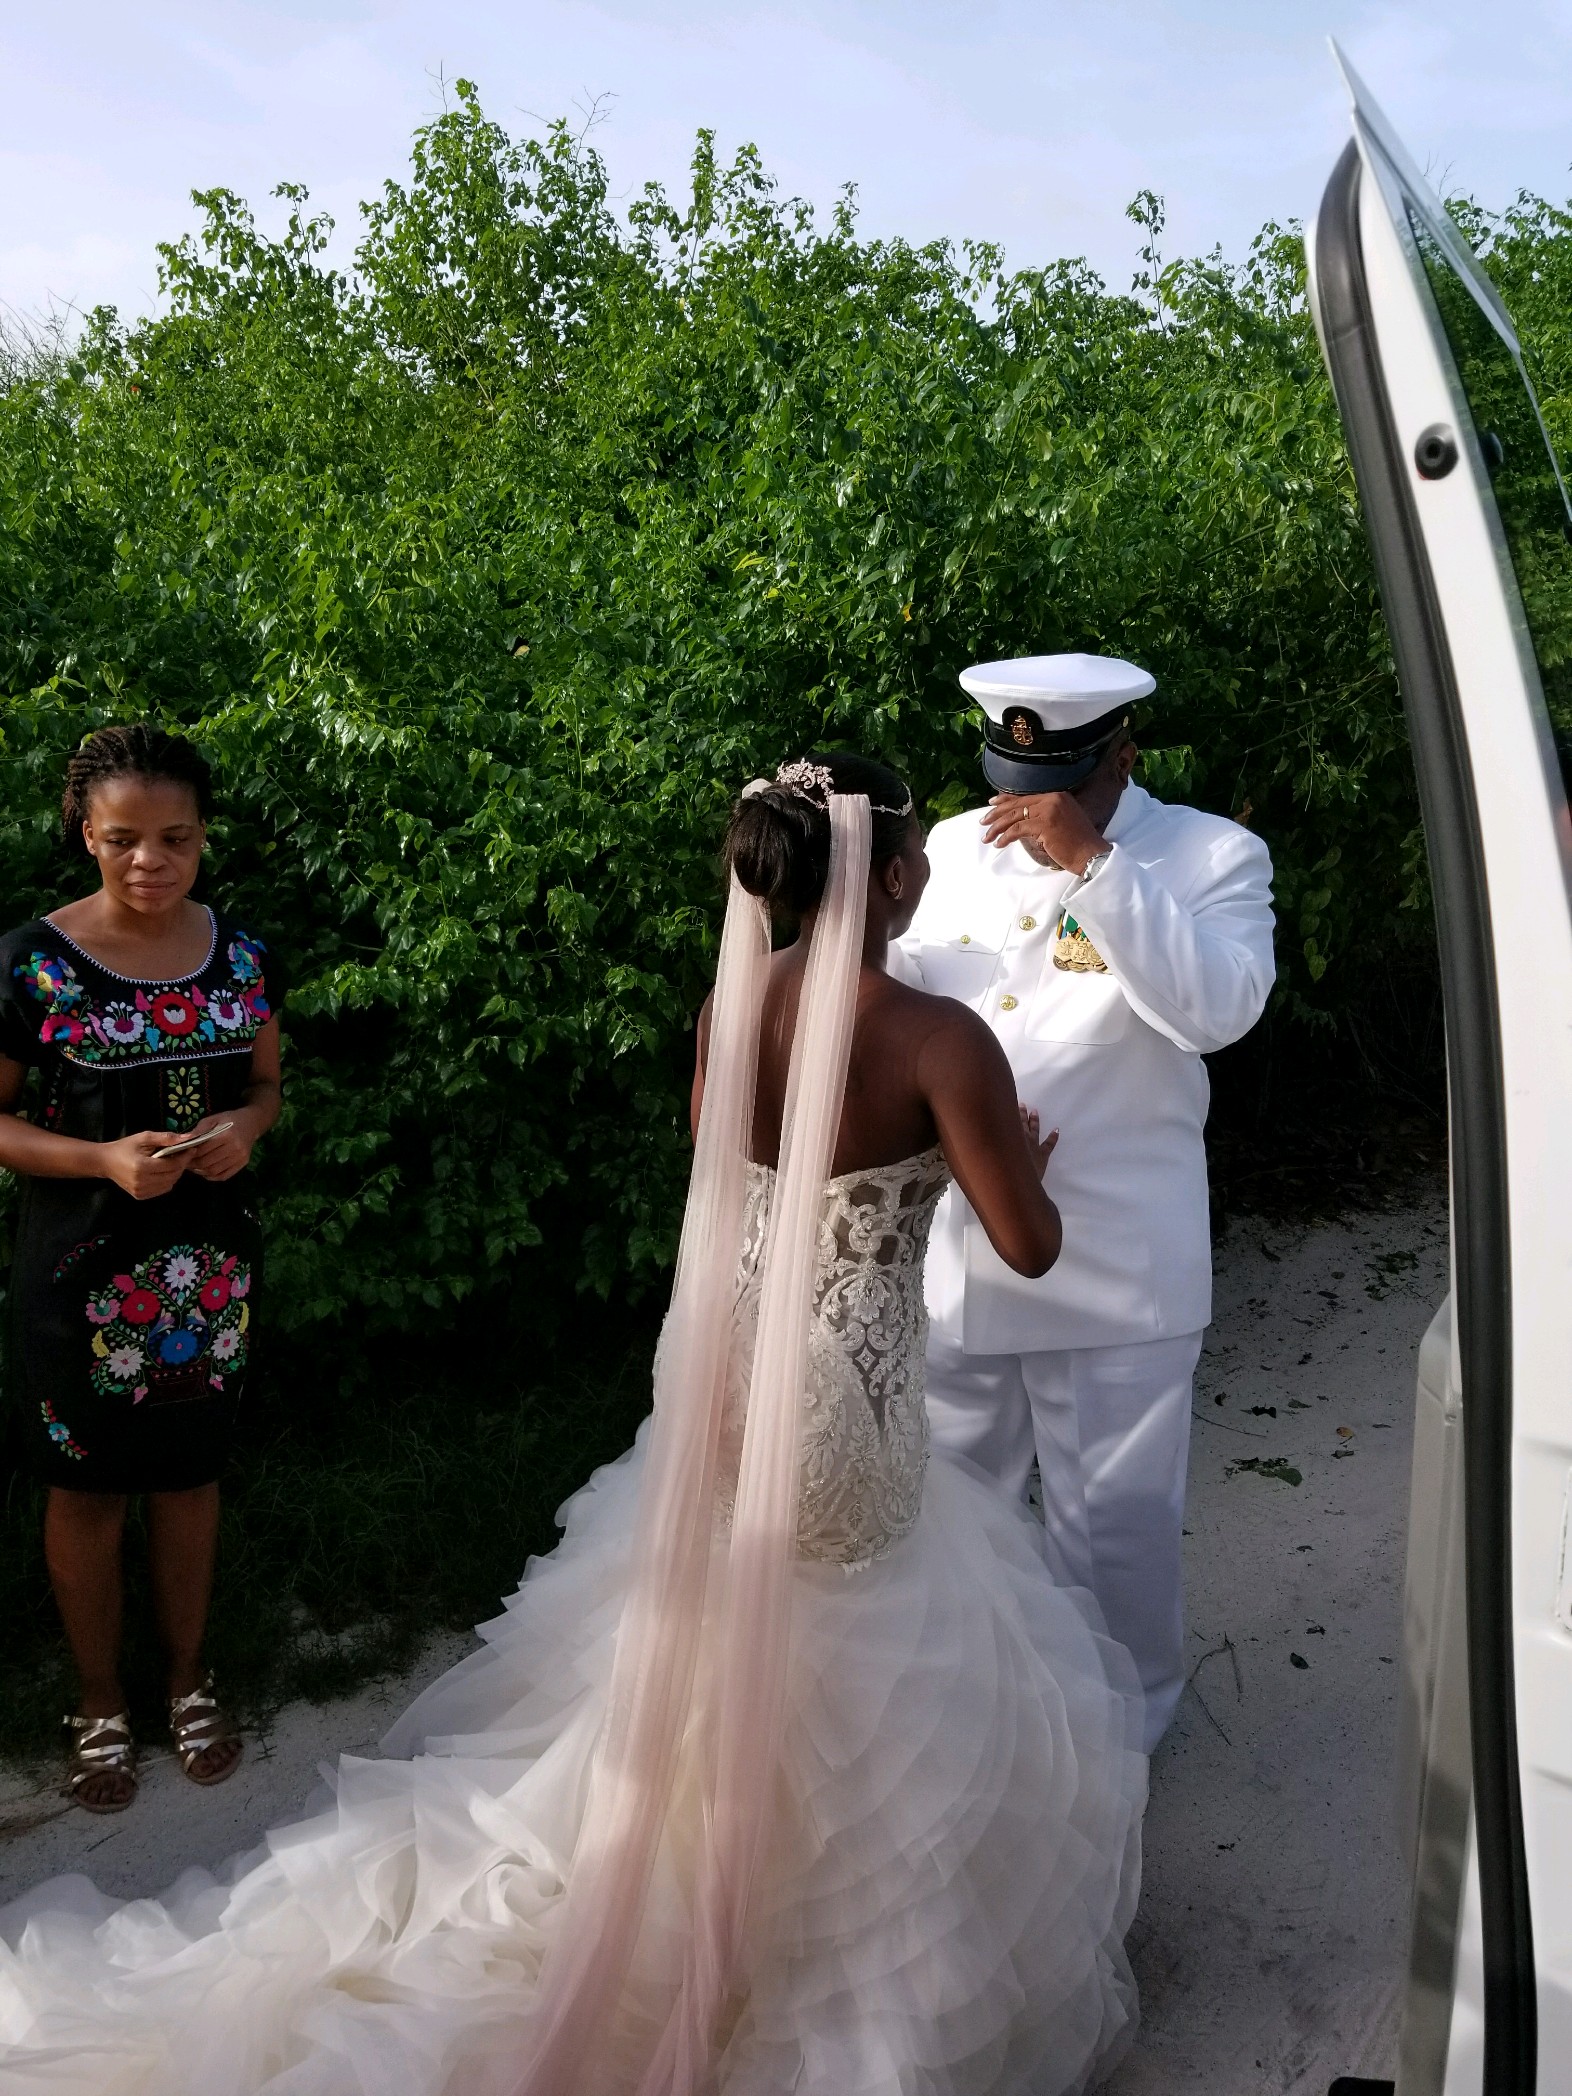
[1,84,1567,1427]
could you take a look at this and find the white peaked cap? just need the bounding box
[958,652,1156,729]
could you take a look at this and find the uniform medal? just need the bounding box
[1053,910,1108,973]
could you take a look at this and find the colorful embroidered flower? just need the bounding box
[165,1064,205,1126]
[17,932,277,1066]
[95,1003,145,1047]
[21,954,94,1049]
[18,953,85,1008]
[148,990,200,1037]
[90,1242,249,1402]
[227,934,265,985]
[157,1326,202,1366]
[39,1400,86,1459]
[163,1251,201,1295]
[207,992,249,1032]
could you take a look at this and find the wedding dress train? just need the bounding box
[0,1149,1143,2095]
[2,794,1144,2094]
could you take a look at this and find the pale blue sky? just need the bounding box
[5,0,1572,328]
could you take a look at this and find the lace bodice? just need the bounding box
[717,1146,951,1570]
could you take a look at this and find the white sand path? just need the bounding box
[1108,1182,1447,2094]
[1,1186,1448,2091]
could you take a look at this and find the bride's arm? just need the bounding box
[916,1003,1062,1277]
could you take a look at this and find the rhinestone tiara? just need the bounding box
[765,759,913,819]
[773,759,836,805]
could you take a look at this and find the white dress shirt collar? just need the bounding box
[1101,781,1149,847]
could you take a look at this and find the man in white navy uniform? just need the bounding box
[894,653,1275,1750]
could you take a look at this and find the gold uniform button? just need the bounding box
[999,994,1019,1012]
[1018,915,1037,932]
[959,934,971,945]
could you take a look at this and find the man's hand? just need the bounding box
[981,790,1108,874]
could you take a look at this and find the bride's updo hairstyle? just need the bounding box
[725,752,914,914]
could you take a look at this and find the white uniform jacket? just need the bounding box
[893,784,1276,1354]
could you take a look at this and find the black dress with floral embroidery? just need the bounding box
[0,909,285,1494]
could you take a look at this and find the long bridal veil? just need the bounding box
[516,791,872,2096]
[0,777,1144,2096]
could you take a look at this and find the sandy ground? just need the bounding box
[0,1186,1449,2090]
[1107,1183,1448,2095]
[0,1634,477,1908]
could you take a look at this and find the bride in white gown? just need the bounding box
[0,753,1145,2096]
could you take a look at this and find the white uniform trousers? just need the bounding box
[925,1321,1203,1752]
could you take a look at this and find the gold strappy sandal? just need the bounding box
[169,1673,243,1786]
[63,1710,138,1814]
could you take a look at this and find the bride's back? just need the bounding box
[697,754,1060,1284]
[702,752,948,1179]
[750,955,947,1177]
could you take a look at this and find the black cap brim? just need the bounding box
[982,747,1103,794]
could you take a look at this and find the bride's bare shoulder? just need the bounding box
[873,976,996,1054]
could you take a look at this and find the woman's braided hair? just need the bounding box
[724,751,914,915]
[62,725,214,859]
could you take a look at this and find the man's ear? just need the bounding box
[1115,741,1138,784]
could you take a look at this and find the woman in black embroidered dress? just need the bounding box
[0,726,285,1813]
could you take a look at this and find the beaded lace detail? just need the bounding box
[718,1146,950,1569]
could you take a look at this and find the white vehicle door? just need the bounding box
[1308,50,1572,2096]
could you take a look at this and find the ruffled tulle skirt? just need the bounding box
[0,1440,1145,2095]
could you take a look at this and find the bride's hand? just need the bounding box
[1019,1105,1059,1181]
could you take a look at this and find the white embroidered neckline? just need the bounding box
[41,906,219,986]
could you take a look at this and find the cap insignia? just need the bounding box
[1009,714,1035,748]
